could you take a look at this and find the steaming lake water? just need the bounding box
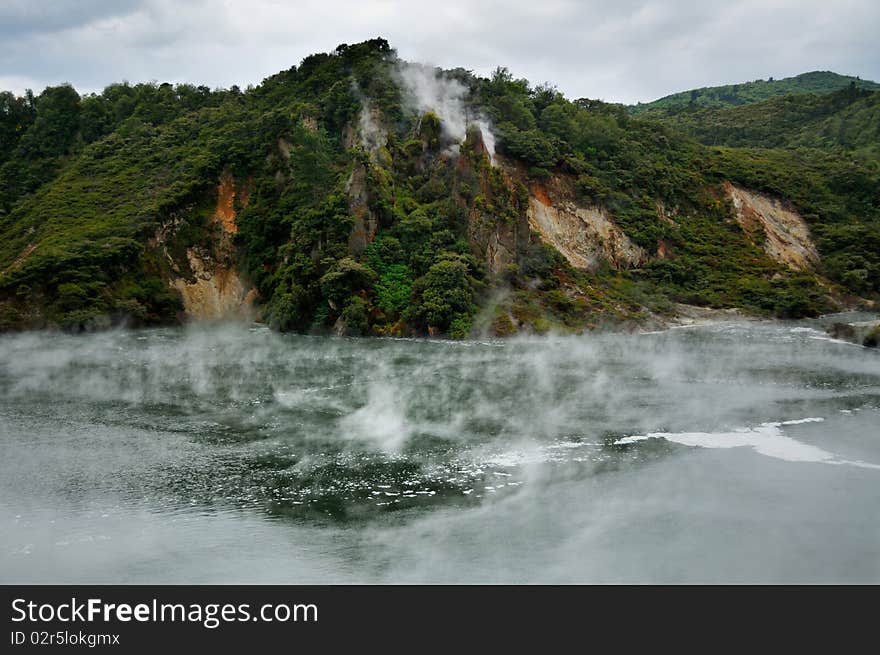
[1,316,879,583]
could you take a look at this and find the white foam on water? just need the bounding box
[776,417,826,426]
[807,334,864,347]
[482,449,548,468]
[547,440,602,449]
[617,417,880,470]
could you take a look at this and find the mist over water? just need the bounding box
[1,318,879,583]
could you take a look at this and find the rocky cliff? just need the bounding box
[525,178,646,272]
[155,169,257,321]
[726,182,819,271]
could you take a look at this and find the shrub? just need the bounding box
[340,296,369,335]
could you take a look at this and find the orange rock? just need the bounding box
[215,169,238,234]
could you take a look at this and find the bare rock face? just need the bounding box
[483,228,516,274]
[467,204,522,276]
[346,164,378,256]
[300,116,318,132]
[343,104,391,257]
[826,321,880,347]
[165,169,257,320]
[171,249,249,319]
[276,138,292,160]
[213,168,238,234]
[526,181,646,271]
[463,152,528,276]
[726,182,819,271]
[827,322,858,341]
[656,239,673,260]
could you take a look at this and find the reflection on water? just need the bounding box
[1,317,878,582]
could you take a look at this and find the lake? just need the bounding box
[1,317,878,583]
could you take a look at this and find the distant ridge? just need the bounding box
[632,71,880,113]
[639,84,880,161]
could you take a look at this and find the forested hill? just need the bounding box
[640,85,880,160]
[631,71,880,113]
[0,39,878,336]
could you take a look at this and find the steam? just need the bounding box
[394,62,496,162]
[2,318,880,582]
[357,102,387,154]
[349,79,388,155]
[338,361,411,452]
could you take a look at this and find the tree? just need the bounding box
[0,91,36,163]
[319,258,377,305]
[408,254,476,331]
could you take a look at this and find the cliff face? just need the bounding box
[169,250,254,320]
[346,164,378,257]
[511,171,818,279]
[726,182,819,271]
[168,160,822,327]
[463,144,530,276]
[525,179,646,272]
[160,170,257,321]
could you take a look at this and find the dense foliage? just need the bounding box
[642,86,880,162]
[0,40,877,335]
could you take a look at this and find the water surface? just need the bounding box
[1,317,878,582]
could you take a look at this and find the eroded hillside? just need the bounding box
[0,38,877,335]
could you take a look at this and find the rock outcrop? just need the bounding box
[826,320,880,346]
[463,141,529,276]
[165,170,257,320]
[726,182,819,271]
[526,180,646,271]
[346,164,378,256]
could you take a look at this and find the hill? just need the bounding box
[632,71,880,113]
[640,85,880,161]
[0,40,878,336]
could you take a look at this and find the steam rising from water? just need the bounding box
[1,318,879,582]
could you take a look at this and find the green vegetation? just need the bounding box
[641,85,880,161]
[705,147,880,296]
[632,71,880,113]
[0,40,877,336]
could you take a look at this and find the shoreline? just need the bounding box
[1,305,877,346]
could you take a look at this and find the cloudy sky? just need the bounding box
[2,0,878,104]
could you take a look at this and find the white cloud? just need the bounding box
[0,0,877,103]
